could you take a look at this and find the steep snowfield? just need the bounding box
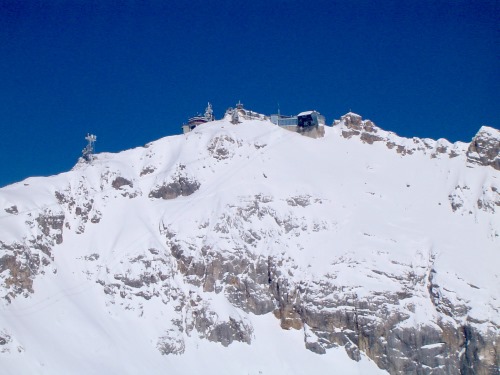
[0,115,498,374]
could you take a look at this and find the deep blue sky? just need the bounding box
[0,0,498,187]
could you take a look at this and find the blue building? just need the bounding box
[297,111,325,127]
[271,111,325,128]
[269,114,298,126]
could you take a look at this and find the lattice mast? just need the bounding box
[204,102,214,121]
[82,133,97,162]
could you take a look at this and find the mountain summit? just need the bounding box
[1,113,499,374]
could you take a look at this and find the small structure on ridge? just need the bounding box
[225,101,267,124]
[270,110,325,138]
[182,102,215,134]
[297,111,325,127]
[82,133,97,163]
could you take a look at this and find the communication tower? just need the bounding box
[205,102,214,121]
[82,133,97,162]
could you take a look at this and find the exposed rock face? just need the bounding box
[297,125,325,139]
[4,206,18,215]
[157,329,185,355]
[339,112,375,138]
[149,164,200,200]
[466,126,500,170]
[0,210,63,302]
[448,184,500,218]
[55,178,103,233]
[336,112,465,159]
[35,211,64,245]
[112,177,133,190]
[149,176,200,200]
[111,176,139,198]
[208,135,242,160]
[279,125,325,139]
[150,194,499,374]
[140,166,156,176]
[0,242,40,301]
[186,299,253,347]
[0,329,23,354]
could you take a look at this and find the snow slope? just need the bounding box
[0,114,498,374]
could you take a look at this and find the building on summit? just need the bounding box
[182,103,215,134]
[182,102,325,138]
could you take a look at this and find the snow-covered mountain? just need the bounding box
[0,112,499,375]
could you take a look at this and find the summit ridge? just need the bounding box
[0,113,499,374]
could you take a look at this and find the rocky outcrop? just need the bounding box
[0,210,63,302]
[336,112,465,159]
[207,135,242,160]
[297,125,325,139]
[55,179,102,233]
[185,296,253,347]
[466,126,500,170]
[110,176,139,198]
[140,166,156,176]
[0,242,40,301]
[149,164,200,200]
[0,329,23,354]
[279,125,325,139]
[163,243,499,373]
[35,211,64,246]
[149,176,200,200]
[112,177,133,190]
[4,206,18,215]
[338,112,377,140]
[146,193,499,374]
[448,184,500,217]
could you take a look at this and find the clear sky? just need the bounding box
[0,0,498,187]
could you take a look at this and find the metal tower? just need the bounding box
[82,133,97,162]
[205,102,214,121]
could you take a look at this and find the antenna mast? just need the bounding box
[277,102,280,126]
[205,102,214,121]
[82,133,97,162]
